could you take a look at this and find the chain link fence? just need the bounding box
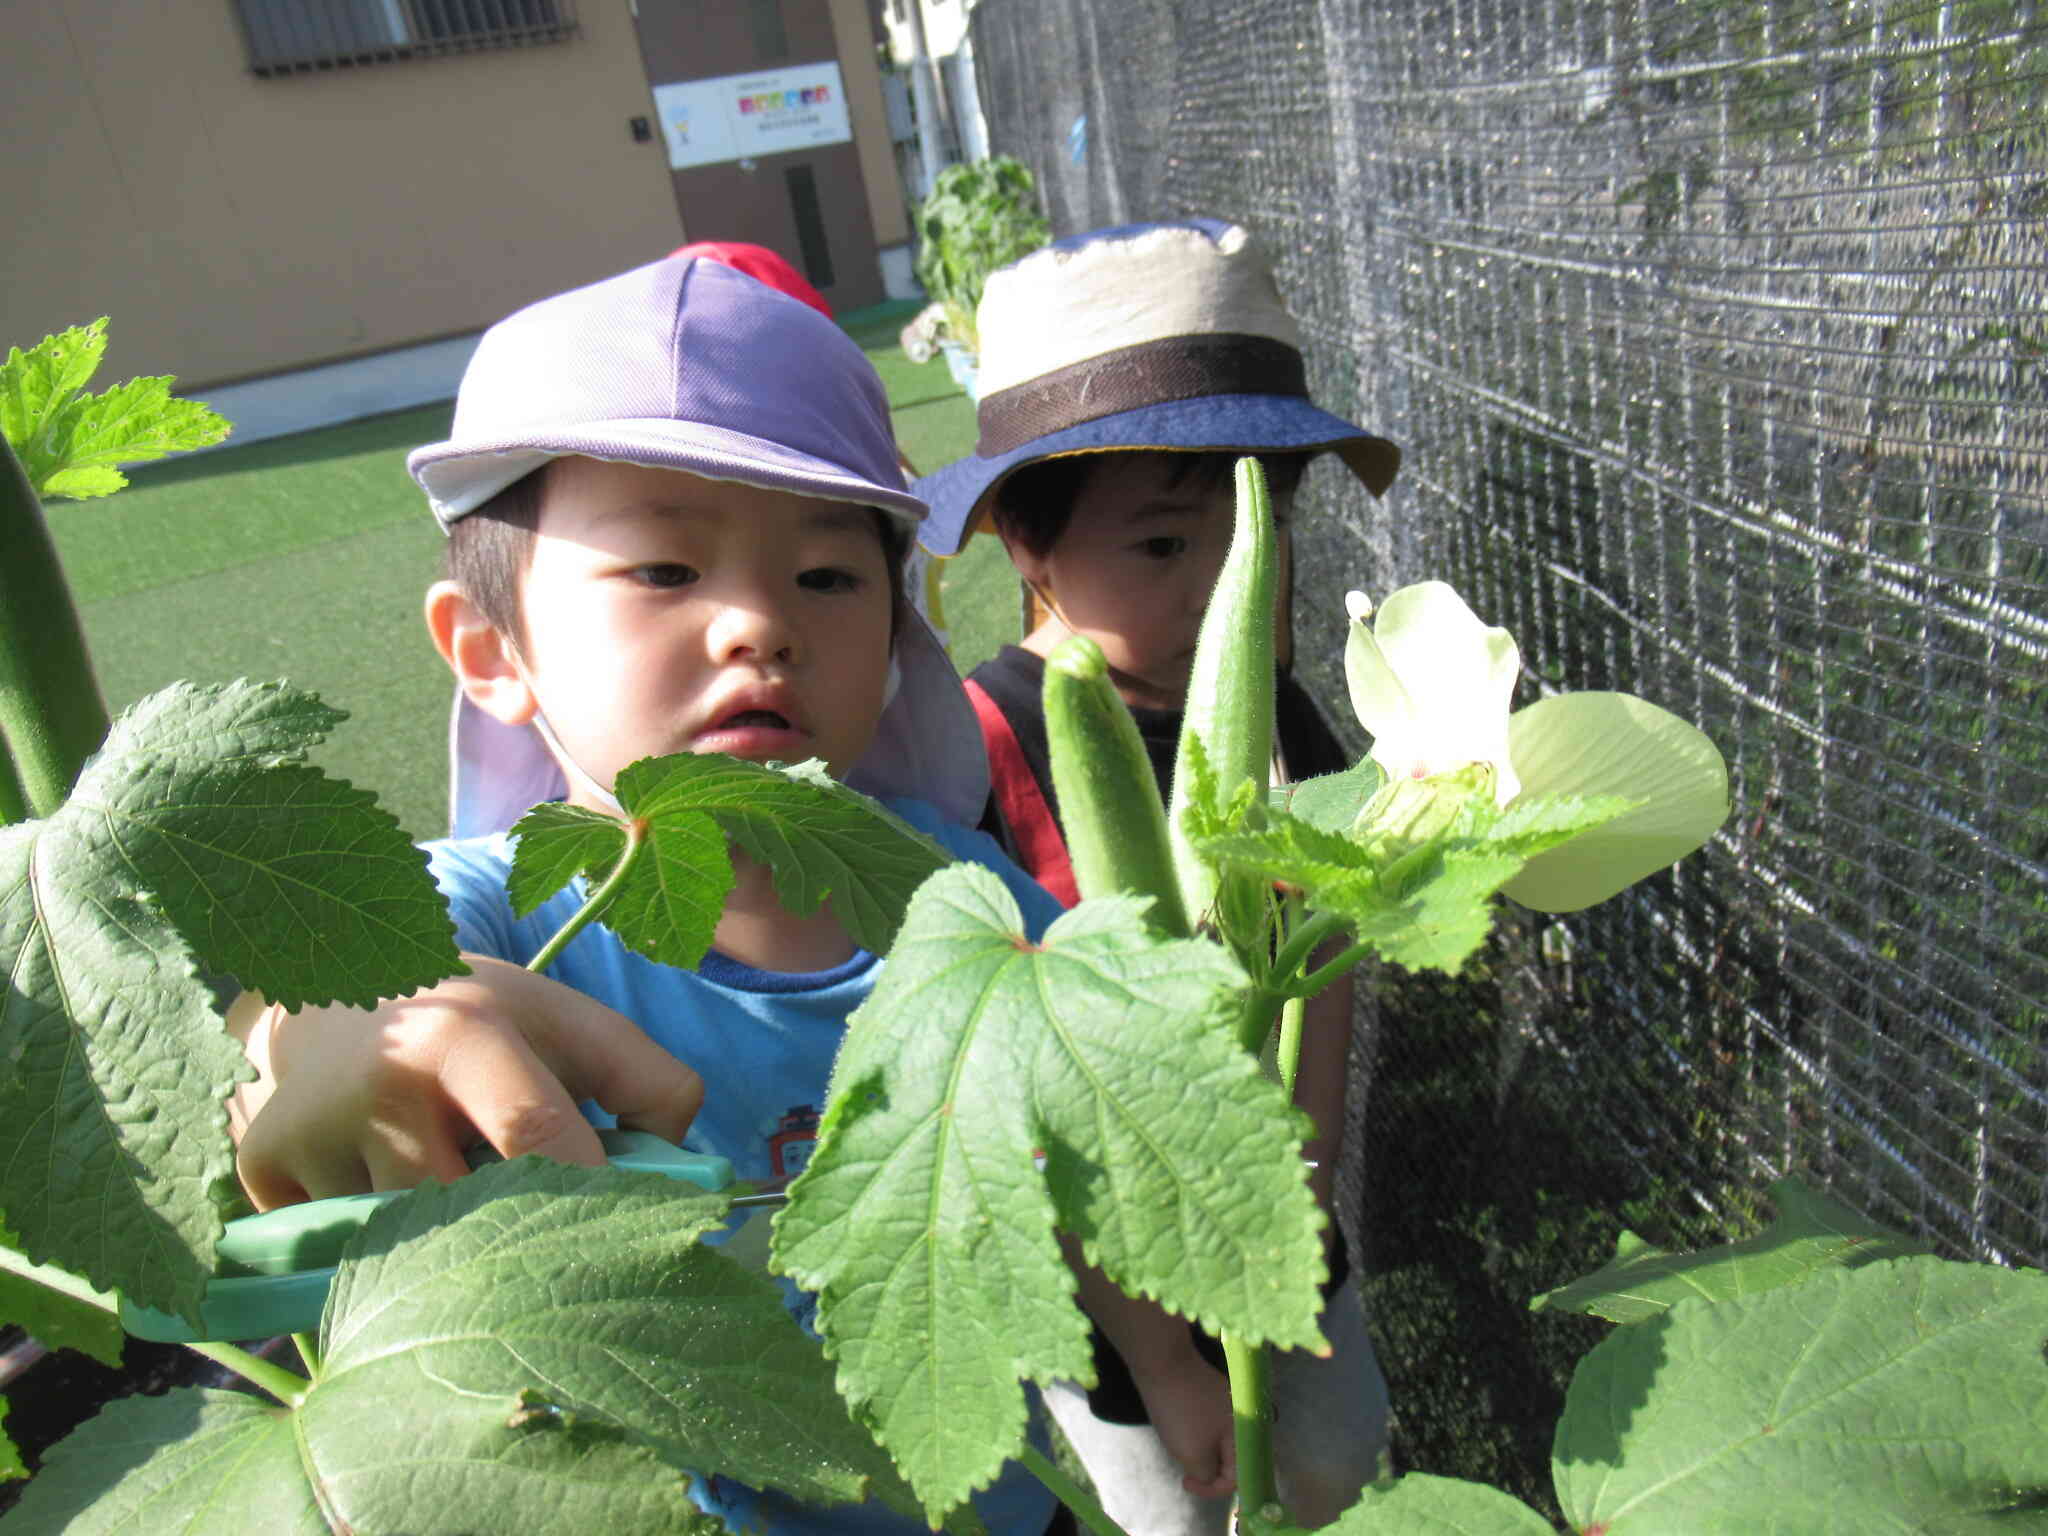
[970,0,2046,1505]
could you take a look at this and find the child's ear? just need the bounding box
[425,580,537,726]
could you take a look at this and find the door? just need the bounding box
[633,0,886,311]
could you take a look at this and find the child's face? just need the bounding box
[509,457,896,806]
[1009,455,1293,708]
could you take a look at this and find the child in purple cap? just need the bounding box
[226,255,1067,1536]
[914,220,1399,1535]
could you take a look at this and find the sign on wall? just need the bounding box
[651,62,854,171]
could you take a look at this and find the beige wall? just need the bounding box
[6,3,684,388]
[830,0,911,247]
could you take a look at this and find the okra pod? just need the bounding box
[1166,456,1278,925]
[1044,635,1191,937]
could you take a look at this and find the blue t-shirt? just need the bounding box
[426,798,1062,1536]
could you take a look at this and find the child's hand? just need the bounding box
[230,955,705,1210]
[1131,1349,1237,1500]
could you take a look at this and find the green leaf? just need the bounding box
[1274,756,1387,834]
[1531,1177,1933,1325]
[1554,1256,2048,1532]
[1332,1473,1556,1533]
[309,1158,919,1529]
[774,864,1326,1517]
[0,1235,124,1367]
[0,322,229,500]
[0,680,461,1320]
[0,320,108,486]
[0,1398,21,1484]
[508,753,951,968]
[3,1389,329,1534]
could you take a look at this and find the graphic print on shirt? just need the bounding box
[768,1104,820,1182]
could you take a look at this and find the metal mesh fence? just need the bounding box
[971,0,2046,1502]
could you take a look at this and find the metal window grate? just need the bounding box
[233,0,579,77]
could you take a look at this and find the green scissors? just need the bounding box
[120,1130,735,1344]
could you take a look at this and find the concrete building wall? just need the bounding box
[6,3,683,389]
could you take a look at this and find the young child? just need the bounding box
[227,254,1066,1536]
[912,220,1402,1535]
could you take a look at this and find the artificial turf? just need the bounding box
[49,321,1020,842]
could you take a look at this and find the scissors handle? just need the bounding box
[120,1131,733,1344]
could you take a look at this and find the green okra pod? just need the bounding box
[1166,455,1278,926]
[1045,635,1191,937]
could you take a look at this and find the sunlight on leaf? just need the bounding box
[775,864,1325,1518]
[508,754,951,969]
[1332,1472,1556,1533]
[1555,1257,2048,1531]
[0,320,229,500]
[0,680,460,1320]
[0,1234,123,1367]
[309,1159,923,1530]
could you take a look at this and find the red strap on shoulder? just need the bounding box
[963,678,1080,909]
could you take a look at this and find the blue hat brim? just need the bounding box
[912,392,1400,555]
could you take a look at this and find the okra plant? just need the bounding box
[3,330,2046,1534]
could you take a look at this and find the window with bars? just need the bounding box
[232,0,579,77]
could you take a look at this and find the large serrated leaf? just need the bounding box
[1332,1473,1556,1533]
[1554,1256,2048,1532]
[773,863,1326,1518]
[1531,1177,1931,1324]
[306,1158,922,1531]
[3,1389,328,1534]
[0,680,461,1320]
[508,753,950,969]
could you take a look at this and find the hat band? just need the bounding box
[975,333,1308,456]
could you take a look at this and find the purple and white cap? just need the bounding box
[410,256,988,839]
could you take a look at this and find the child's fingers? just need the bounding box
[436,1020,610,1167]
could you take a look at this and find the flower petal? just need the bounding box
[1349,583,1521,798]
[1501,693,1729,912]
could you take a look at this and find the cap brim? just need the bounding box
[912,393,1400,555]
[412,417,929,530]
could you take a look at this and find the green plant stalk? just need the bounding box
[293,1331,323,1378]
[1167,457,1278,929]
[187,1340,310,1409]
[1221,1333,1277,1516]
[1016,1443,1129,1536]
[0,434,111,822]
[1275,993,1306,1100]
[524,818,649,975]
[1044,636,1190,936]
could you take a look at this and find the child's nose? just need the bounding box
[707,597,799,662]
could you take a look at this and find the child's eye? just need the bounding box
[1134,536,1189,560]
[634,563,698,589]
[797,567,864,593]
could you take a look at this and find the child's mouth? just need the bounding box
[718,709,791,730]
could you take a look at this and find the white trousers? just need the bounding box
[1043,1279,1389,1536]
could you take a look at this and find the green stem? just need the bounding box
[1221,1332,1277,1518]
[525,818,648,975]
[187,1340,311,1409]
[0,435,110,821]
[1016,1442,1129,1536]
[1294,942,1373,1003]
[1269,910,1347,989]
[0,731,28,826]
[292,1331,323,1378]
[1275,994,1306,1099]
